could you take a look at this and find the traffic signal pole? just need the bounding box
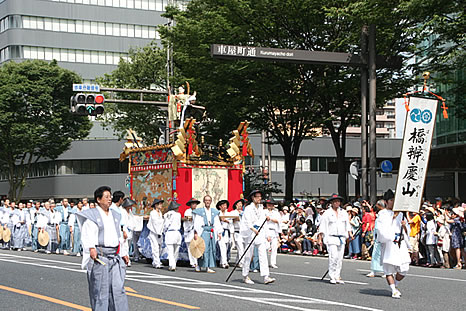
[360,26,369,200]
[101,87,168,106]
[368,24,378,204]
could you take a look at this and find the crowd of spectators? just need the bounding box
[275,196,466,270]
[1,194,465,271]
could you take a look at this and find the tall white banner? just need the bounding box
[394,97,438,212]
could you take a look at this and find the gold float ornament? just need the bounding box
[171,128,187,160]
[226,121,254,160]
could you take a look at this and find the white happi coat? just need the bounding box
[183,208,195,243]
[147,209,164,236]
[319,207,351,245]
[164,210,182,245]
[79,206,127,269]
[219,210,232,243]
[229,209,241,234]
[376,209,412,267]
[240,202,266,245]
[265,208,281,238]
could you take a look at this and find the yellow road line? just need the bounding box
[124,286,137,293]
[0,285,91,311]
[126,292,200,309]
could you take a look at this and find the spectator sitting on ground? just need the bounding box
[280,206,290,232]
[278,232,290,253]
[286,227,299,253]
[293,217,307,254]
[302,219,315,255]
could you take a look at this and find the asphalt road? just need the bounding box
[0,249,465,311]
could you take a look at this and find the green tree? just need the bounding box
[407,0,465,116]
[162,0,324,203]
[243,167,281,199]
[0,60,91,202]
[99,43,169,144]
[162,0,426,201]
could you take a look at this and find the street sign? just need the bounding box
[380,160,393,173]
[73,84,100,92]
[211,44,402,69]
[350,161,359,180]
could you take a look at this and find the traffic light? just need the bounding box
[70,93,105,116]
[94,94,105,115]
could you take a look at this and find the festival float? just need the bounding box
[119,89,254,262]
[120,119,253,216]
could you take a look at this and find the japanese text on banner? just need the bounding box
[394,97,438,212]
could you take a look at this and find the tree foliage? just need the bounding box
[98,43,168,144]
[161,0,430,200]
[0,60,91,202]
[406,0,465,116]
[103,0,463,201]
[243,167,281,199]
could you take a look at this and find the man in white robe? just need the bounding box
[193,195,222,273]
[147,198,164,269]
[164,201,182,271]
[217,199,232,268]
[230,199,245,267]
[240,190,276,285]
[319,194,352,284]
[183,198,200,268]
[377,189,412,299]
[121,198,136,267]
[264,198,281,269]
[77,186,129,311]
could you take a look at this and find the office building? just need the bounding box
[0,0,189,81]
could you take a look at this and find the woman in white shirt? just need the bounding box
[425,212,442,267]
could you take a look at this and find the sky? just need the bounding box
[395,97,407,138]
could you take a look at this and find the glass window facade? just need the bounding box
[48,0,189,11]
[258,157,336,172]
[2,45,128,65]
[21,15,159,39]
[433,69,466,147]
[0,159,129,180]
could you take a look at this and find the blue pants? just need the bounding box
[198,229,216,268]
[72,225,82,254]
[59,223,70,250]
[370,241,384,272]
[349,234,361,255]
[249,246,260,271]
[32,225,39,251]
[302,239,313,252]
[87,251,128,311]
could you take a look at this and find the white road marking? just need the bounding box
[204,288,251,292]
[260,298,326,303]
[0,251,382,311]
[125,276,379,311]
[271,271,369,285]
[0,253,82,266]
[0,258,86,274]
[357,268,466,283]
